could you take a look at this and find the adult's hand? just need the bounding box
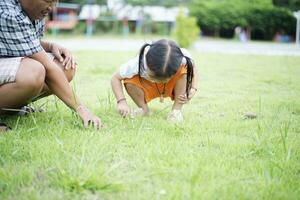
[76,105,103,130]
[50,43,76,70]
[30,51,100,129]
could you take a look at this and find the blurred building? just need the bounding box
[47,1,187,36]
[46,3,80,32]
[78,4,102,20]
[78,3,187,35]
[115,5,185,23]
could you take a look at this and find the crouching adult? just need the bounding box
[0,0,102,132]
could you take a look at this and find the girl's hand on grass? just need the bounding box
[50,43,76,70]
[117,101,130,118]
[177,88,197,104]
[76,105,103,130]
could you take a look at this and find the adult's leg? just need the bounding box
[0,58,46,109]
[34,59,75,100]
[124,83,149,114]
[172,74,187,110]
[0,58,76,111]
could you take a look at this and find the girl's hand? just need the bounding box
[50,43,76,70]
[76,105,103,130]
[177,87,197,104]
[117,100,130,117]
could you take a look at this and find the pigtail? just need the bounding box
[184,56,194,99]
[138,43,150,78]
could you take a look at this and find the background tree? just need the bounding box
[190,0,296,40]
[273,0,300,11]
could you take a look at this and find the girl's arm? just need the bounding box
[191,63,198,92]
[175,62,198,106]
[111,71,130,117]
[30,50,102,129]
[111,71,126,102]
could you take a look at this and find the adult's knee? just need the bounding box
[16,59,45,94]
[64,68,76,82]
[54,59,76,82]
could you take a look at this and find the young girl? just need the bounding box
[111,39,198,122]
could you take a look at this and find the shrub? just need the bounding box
[190,0,296,40]
[172,9,200,48]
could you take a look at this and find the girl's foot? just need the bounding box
[167,109,183,123]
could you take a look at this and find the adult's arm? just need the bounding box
[40,40,76,69]
[40,40,52,52]
[30,50,102,129]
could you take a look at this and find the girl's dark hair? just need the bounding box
[138,39,194,98]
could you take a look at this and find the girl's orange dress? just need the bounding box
[123,64,187,103]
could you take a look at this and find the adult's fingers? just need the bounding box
[99,118,104,128]
[97,118,103,129]
[93,117,101,130]
[71,57,76,69]
[53,49,64,62]
[65,55,75,69]
[63,56,71,69]
[83,118,89,128]
[61,50,70,65]
[65,58,72,70]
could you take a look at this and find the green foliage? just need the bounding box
[124,0,191,7]
[247,7,296,40]
[273,0,300,11]
[190,0,296,40]
[172,10,200,47]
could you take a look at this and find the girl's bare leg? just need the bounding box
[124,83,149,114]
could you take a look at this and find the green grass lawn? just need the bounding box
[0,51,299,200]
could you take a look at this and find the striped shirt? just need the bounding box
[0,0,45,58]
